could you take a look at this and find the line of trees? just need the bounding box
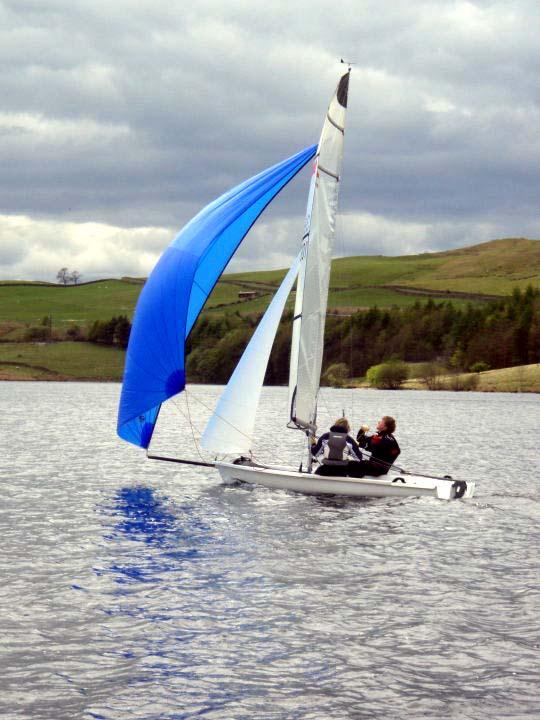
[29,286,538,383]
[57,268,82,285]
[88,316,131,348]
[186,286,540,384]
[327,285,540,376]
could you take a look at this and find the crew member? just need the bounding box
[348,416,400,477]
[311,417,363,476]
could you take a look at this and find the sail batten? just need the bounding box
[289,71,350,431]
[117,144,317,448]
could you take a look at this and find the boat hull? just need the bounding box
[216,461,475,501]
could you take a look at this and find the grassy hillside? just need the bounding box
[0,277,273,328]
[0,281,137,327]
[474,363,540,393]
[0,342,125,380]
[404,363,540,393]
[2,238,539,329]
[2,342,538,391]
[228,238,540,295]
[399,238,540,294]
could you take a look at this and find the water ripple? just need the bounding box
[0,383,539,719]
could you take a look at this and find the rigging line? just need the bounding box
[298,406,466,483]
[184,388,212,464]
[349,317,355,426]
[340,311,344,367]
[168,392,211,463]
[315,386,334,427]
[182,391,270,464]
[181,391,254,444]
[354,447,466,483]
[146,395,212,465]
[170,394,205,434]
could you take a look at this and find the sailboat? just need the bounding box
[117,69,475,502]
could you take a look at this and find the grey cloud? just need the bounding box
[1,0,539,279]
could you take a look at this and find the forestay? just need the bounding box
[117,145,316,448]
[289,71,349,431]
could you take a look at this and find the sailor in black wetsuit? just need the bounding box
[348,415,401,477]
[311,417,363,476]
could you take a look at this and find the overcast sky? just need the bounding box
[1,0,540,280]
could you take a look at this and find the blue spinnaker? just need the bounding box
[117,144,317,448]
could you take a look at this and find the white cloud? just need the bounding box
[0,0,539,278]
[0,112,129,141]
[2,205,540,283]
[0,214,172,281]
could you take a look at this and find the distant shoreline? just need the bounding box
[2,364,539,393]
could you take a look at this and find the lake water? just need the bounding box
[1,383,539,719]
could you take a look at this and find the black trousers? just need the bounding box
[314,464,348,477]
[346,461,387,478]
[314,461,388,478]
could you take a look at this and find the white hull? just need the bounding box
[216,461,475,501]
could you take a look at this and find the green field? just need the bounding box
[402,362,540,393]
[0,281,138,327]
[225,255,445,294]
[0,238,539,389]
[2,343,538,391]
[414,238,540,293]
[228,238,540,295]
[0,278,274,327]
[0,342,125,380]
[474,363,540,393]
[3,238,538,328]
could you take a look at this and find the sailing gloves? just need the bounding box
[356,424,370,442]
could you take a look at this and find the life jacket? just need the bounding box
[322,431,349,466]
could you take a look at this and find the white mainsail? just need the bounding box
[200,253,302,455]
[202,70,349,456]
[288,70,350,431]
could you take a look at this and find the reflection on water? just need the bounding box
[103,486,182,588]
[109,487,177,546]
[102,486,223,598]
[1,383,539,720]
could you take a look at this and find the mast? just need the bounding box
[200,74,350,459]
[288,70,350,439]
